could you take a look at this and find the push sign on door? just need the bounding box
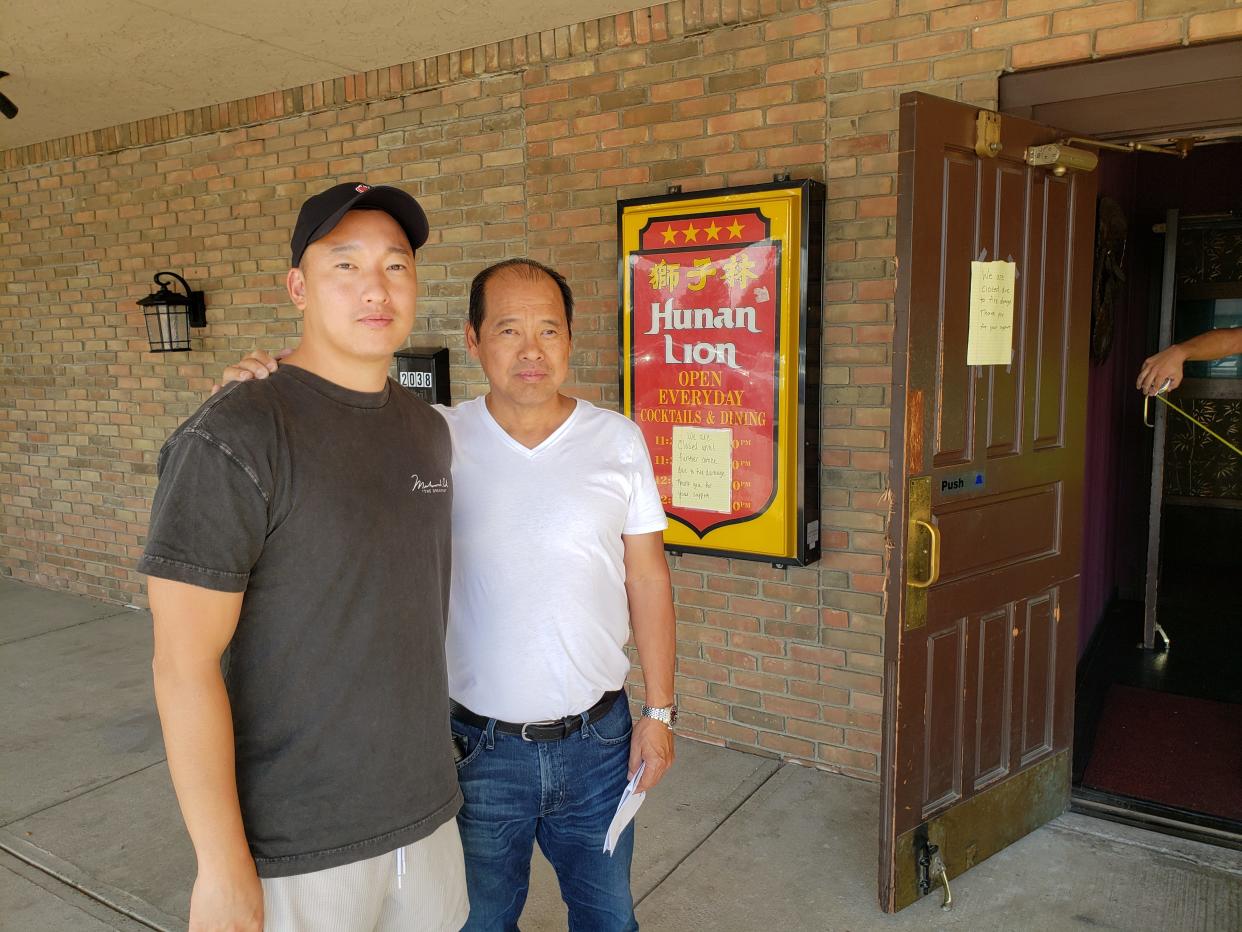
[393,347,450,406]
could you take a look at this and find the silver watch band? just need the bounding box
[641,704,677,728]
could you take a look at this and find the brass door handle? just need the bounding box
[909,518,941,589]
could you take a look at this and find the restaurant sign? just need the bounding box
[618,180,823,566]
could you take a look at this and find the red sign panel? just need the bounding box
[628,209,781,536]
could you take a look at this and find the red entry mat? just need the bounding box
[1082,684,1242,821]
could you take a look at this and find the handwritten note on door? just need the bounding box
[966,260,1017,366]
[672,426,732,514]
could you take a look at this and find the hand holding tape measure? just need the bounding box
[1144,378,1242,458]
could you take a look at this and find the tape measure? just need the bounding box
[1144,383,1242,458]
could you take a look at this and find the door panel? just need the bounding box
[1019,590,1057,764]
[934,484,1060,582]
[972,605,1013,789]
[934,154,980,468]
[1035,179,1072,449]
[986,164,1029,456]
[923,620,966,815]
[880,93,1097,912]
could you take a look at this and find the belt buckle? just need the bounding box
[520,718,560,742]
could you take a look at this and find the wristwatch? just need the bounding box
[641,703,678,729]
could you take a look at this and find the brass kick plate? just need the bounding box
[894,751,1069,910]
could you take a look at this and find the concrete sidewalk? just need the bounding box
[2,576,1239,931]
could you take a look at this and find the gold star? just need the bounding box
[704,221,721,241]
[727,220,744,239]
[683,223,700,243]
[661,225,679,245]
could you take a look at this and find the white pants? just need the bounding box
[261,819,469,932]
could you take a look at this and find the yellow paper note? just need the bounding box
[966,260,1016,366]
[672,426,732,514]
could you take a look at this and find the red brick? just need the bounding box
[896,30,966,59]
[740,126,795,149]
[1095,19,1183,55]
[765,11,825,39]
[678,659,731,684]
[817,745,877,772]
[650,78,706,102]
[821,668,883,694]
[1188,9,1242,41]
[828,45,895,73]
[730,597,788,620]
[1007,0,1089,14]
[736,86,794,109]
[930,0,1002,29]
[758,733,816,758]
[703,611,763,633]
[704,647,761,670]
[1011,34,1091,69]
[971,16,1050,48]
[730,632,786,655]
[761,695,823,719]
[789,644,848,667]
[932,49,1007,80]
[707,720,759,744]
[829,0,895,28]
[787,719,847,744]
[706,575,761,595]
[1051,0,1136,32]
[830,134,892,157]
[860,62,930,88]
[706,110,764,133]
[858,14,929,44]
[765,58,824,83]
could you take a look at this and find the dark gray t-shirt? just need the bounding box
[139,364,460,878]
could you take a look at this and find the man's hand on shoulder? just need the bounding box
[189,860,263,932]
[210,348,290,396]
[630,716,675,793]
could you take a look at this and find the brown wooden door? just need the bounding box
[880,93,1098,912]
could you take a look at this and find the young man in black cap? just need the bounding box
[218,258,678,932]
[141,182,468,931]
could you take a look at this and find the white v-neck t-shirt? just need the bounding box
[436,396,667,722]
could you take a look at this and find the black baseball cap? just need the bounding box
[290,182,429,266]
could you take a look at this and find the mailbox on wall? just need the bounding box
[393,347,450,406]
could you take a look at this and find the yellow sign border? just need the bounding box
[618,181,823,565]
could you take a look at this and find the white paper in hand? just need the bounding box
[603,761,646,855]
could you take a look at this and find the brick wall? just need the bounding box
[3,0,1240,780]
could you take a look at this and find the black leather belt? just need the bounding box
[450,690,622,742]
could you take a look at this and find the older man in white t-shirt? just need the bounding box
[441,259,675,932]
[222,258,676,931]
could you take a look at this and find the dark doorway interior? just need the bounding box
[1072,142,1242,849]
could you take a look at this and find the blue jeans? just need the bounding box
[452,693,638,932]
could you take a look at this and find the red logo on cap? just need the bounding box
[355,184,370,193]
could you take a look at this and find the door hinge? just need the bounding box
[975,110,1002,159]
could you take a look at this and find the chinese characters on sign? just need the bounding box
[619,182,823,566]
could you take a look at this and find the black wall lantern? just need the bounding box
[137,271,206,352]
